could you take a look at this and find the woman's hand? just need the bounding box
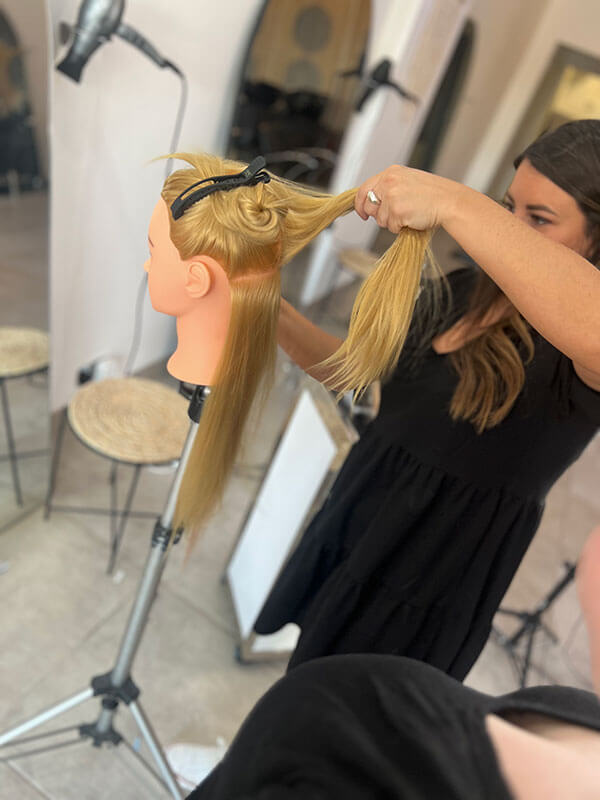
[355,165,464,233]
[355,164,600,379]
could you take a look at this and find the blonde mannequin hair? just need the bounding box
[160,153,431,548]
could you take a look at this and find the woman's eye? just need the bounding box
[530,215,550,226]
[501,200,514,213]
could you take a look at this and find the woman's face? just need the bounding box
[503,158,594,258]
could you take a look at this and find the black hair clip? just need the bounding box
[170,156,271,220]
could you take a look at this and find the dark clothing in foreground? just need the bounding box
[255,269,600,678]
[187,654,600,799]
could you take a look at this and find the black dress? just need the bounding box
[186,654,600,800]
[255,268,600,678]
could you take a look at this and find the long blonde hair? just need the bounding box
[448,272,534,433]
[161,153,431,546]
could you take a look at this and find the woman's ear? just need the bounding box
[185,258,213,299]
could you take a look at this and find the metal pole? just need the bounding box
[130,700,183,799]
[109,419,199,689]
[0,385,208,798]
[0,688,94,747]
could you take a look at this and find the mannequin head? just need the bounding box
[156,152,430,548]
[144,197,231,385]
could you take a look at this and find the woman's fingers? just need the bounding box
[355,165,454,232]
[355,175,383,219]
[356,165,415,229]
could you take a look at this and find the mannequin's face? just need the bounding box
[144,199,211,316]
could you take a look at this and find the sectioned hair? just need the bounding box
[160,153,431,546]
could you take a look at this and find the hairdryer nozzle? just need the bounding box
[56,50,85,82]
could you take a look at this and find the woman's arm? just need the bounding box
[356,167,600,385]
[278,299,343,385]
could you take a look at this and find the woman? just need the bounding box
[254,119,600,679]
[188,526,600,800]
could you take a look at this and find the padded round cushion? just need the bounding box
[68,377,189,465]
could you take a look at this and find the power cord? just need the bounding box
[123,68,188,376]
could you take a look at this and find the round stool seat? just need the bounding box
[68,377,189,465]
[338,248,379,280]
[0,327,49,378]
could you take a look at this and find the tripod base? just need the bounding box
[0,386,207,798]
[0,673,183,798]
[492,561,576,688]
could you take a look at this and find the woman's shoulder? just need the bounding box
[529,333,600,425]
[444,265,479,292]
[395,266,477,368]
[422,264,477,300]
[426,265,477,320]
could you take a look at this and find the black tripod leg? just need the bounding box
[519,625,537,688]
[1,378,22,505]
[496,562,577,686]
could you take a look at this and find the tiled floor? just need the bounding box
[0,193,598,798]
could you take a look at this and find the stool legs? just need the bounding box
[44,409,148,572]
[107,463,142,575]
[44,408,68,519]
[1,378,23,505]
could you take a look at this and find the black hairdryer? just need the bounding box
[57,0,179,82]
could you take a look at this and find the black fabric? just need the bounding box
[255,268,600,678]
[186,654,600,800]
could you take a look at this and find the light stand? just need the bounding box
[0,384,208,799]
[492,560,577,688]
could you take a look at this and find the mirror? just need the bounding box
[227,8,600,696]
[227,0,371,187]
[0,1,49,532]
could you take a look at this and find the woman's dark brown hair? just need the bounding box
[449,119,600,432]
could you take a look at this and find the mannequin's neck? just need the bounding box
[167,306,230,386]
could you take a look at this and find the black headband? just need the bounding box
[170,156,271,220]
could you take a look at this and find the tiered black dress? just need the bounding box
[255,269,600,678]
[187,654,600,800]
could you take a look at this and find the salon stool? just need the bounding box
[45,377,189,573]
[0,326,49,505]
[314,248,379,324]
[338,247,379,280]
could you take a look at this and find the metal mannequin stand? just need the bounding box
[493,560,577,688]
[0,384,208,799]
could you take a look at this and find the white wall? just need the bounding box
[1,0,49,177]
[433,0,550,184]
[464,0,600,191]
[48,0,600,409]
[48,0,264,410]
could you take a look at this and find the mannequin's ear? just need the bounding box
[184,259,212,299]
